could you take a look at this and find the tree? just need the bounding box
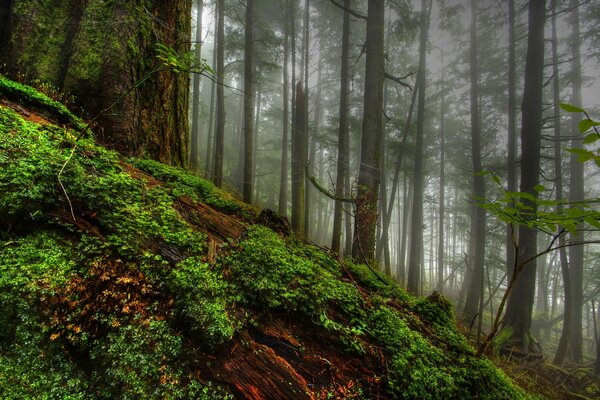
[243,0,256,203]
[463,0,486,324]
[407,0,430,294]
[292,81,306,232]
[190,0,204,171]
[352,0,385,263]
[331,0,351,254]
[506,0,517,278]
[2,0,192,165]
[213,0,226,187]
[555,0,585,364]
[279,0,291,216]
[501,0,546,353]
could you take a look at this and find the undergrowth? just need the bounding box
[0,76,535,399]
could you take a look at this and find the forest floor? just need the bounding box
[0,74,555,399]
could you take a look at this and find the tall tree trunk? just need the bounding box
[551,0,571,363]
[351,0,385,263]
[292,82,306,233]
[190,0,203,171]
[567,0,585,363]
[213,0,225,187]
[398,173,411,285]
[463,0,486,323]
[332,0,351,253]
[506,0,517,279]
[407,0,430,295]
[437,55,446,292]
[302,0,310,236]
[205,17,218,177]
[502,0,545,353]
[562,0,584,363]
[243,0,255,203]
[253,91,262,200]
[279,0,290,216]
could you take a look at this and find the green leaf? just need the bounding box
[567,148,595,162]
[579,119,595,134]
[560,103,584,113]
[584,216,600,230]
[533,184,545,193]
[583,133,600,144]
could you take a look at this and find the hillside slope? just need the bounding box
[0,76,533,399]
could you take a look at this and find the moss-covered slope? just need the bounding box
[0,76,533,399]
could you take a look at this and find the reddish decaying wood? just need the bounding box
[174,195,246,243]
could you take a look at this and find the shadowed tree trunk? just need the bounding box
[463,0,486,323]
[190,0,203,171]
[213,0,225,186]
[502,0,545,354]
[555,0,584,364]
[437,55,446,292]
[242,0,255,203]
[506,0,517,278]
[292,82,306,233]
[332,0,351,254]
[351,0,385,263]
[279,0,290,216]
[407,0,430,295]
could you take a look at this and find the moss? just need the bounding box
[0,77,535,399]
[0,75,85,129]
[131,158,255,219]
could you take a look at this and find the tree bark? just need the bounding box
[190,0,203,171]
[556,0,585,364]
[406,0,430,295]
[502,0,545,353]
[5,0,192,166]
[463,0,486,323]
[437,55,446,292]
[506,0,517,278]
[331,0,351,253]
[351,0,385,264]
[279,0,290,216]
[213,0,226,186]
[243,0,255,203]
[291,82,306,233]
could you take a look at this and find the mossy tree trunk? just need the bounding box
[3,0,191,166]
[351,0,385,264]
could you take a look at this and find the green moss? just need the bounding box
[131,158,255,218]
[0,75,85,129]
[169,258,236,349]
[225,226,366,326]
[0,77,535,399]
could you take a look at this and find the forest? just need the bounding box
[1,0,600,399]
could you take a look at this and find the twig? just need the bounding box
[328,0,367,20]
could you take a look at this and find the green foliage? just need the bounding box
[0,77,534,399]
[0,75,84,130]
[155,43,212,75]
[131,158,255,218]
[90,318,230,400]
[169,258,236,349]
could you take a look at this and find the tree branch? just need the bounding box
[384,72,413,91]
[308,175,355,203]
[328,0,367,20]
